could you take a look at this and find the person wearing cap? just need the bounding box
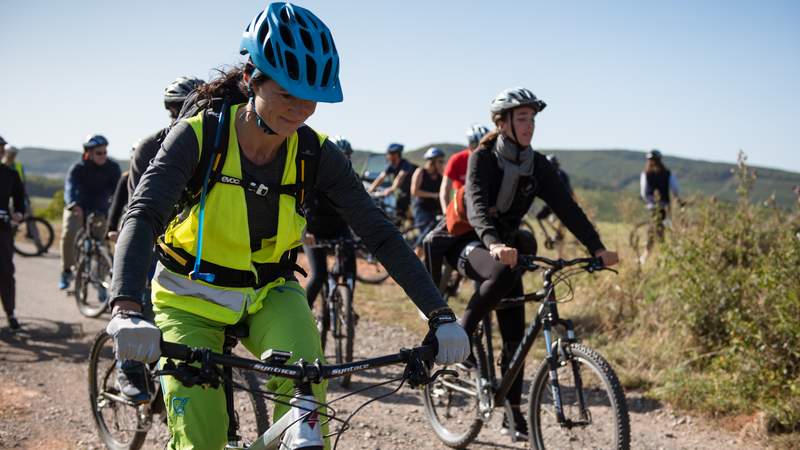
[410,147,445,254]
[59,134,121,290]
[439,124,489,213]
[424,87,618,441]
[367,142,417,223]
[0,142,26,330]
[1,144,25,185]
[105,4,468,448]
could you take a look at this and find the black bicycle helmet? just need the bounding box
[331,135,352,155]
[646,149,662,160]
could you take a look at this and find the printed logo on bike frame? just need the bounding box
[304,410,319,430]
[172,397,190,416]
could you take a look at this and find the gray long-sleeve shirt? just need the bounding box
[111,119,446,316]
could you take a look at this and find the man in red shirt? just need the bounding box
[439,124,489,212]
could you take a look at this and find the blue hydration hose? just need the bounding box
[189,101,229,283]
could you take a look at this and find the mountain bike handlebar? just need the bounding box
[159,340,437,387]
[517,254,605,272]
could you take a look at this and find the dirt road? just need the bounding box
[0,252,761,449]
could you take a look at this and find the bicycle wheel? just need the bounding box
[88,330,150,450]
[75,245,112,317]
[423,324,488,449]
[355,247,390,284]
[231,368,271,441]
[528,343,630,450]
[316,283,331,354]
[423,364,483,448]
[13,216,54,256]
[335,285,355,387]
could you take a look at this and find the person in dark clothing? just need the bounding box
[410,147,444,252]
[368,143,417,223]
[0,144,26,330]
[59,134,121,291]
[128,77,205,199]
[640,149,682,210]
[107,171,129,242]
[424,87,618,442]
[303,136,357,310]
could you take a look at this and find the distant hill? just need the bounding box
[402,145,800,210]
[17,146,800,217]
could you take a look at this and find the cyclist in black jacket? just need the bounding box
[0,143,26,330]
[425,87,618,441]
[303,136,357,309]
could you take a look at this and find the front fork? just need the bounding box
[543,319,590,427]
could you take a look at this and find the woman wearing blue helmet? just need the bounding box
[410,147,446,254]
[106,3,468,449]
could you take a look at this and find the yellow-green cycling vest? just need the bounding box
[156,103,326,323]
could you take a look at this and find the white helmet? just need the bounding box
[164,76,205,107]
[466,124,489,148]
[3,144,19,155]
[490,87,546,118]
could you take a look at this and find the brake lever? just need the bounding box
[430,369,458,382]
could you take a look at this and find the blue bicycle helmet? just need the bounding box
[386,143,404,155]
[83,134,109,150]
[240,2,342,103]
[424,147,445,160]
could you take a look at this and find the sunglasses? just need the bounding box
[93,151,107,156]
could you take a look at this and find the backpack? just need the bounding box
[445,185,473,236]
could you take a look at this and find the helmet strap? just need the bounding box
[507,109,522,162]
[246,70,279,135]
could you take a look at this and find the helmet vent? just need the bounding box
[265,43,277,67]
[295,11,308,28]
[279,24,295,49]
[285,51,300,80]
[321,58,332,87]
[320,32,330,53]
[279,5,291,23]
[305,55,317,85]
[300,29,314,52]
[257,22,270,52]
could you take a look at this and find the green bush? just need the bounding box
[37,190,64,221]
[590,151,800,431]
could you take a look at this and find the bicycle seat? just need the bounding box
[225,323,249,339]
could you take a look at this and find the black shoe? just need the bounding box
[8,317,20,331]
[501,409,529,442]
[116,362,151,404]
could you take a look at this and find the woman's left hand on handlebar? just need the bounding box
[594,249,619,267]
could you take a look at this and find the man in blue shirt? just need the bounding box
[59,135,121,291]
[368,143,417,223]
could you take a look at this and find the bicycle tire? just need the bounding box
[422,325,487,448]
[75,246,112,318]
[528,342,630,450]
[232,368,271,439]
[355,246,390,284]
[13,216,55,256]
[317,284,331,354]
[88,330,149,450]
[337,285,355,387]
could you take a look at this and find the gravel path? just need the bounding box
[0,252,762,449]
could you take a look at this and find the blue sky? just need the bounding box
[1,0,798,172]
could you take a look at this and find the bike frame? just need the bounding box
[478,259,594,428]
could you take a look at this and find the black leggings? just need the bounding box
[458,245,526,407]
[303,243,356,309]
[0,229,15,318]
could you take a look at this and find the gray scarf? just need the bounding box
[493,135,534,213]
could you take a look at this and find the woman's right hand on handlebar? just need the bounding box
[490,243,518,267]
[106,302,162,363]
[594,249,619,267]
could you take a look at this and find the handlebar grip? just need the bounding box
[161,340,193,361]
[414,344,437,363]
